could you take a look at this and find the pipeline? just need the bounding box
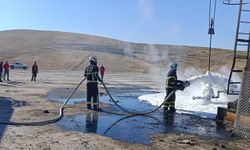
[0,78,86,126]
[101,81,177,115]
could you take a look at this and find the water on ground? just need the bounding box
[47,83,231,144]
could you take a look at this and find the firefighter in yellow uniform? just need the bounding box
[164,62,184,113]
[84,55,102,110]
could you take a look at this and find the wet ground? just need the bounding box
[47,84,231,144]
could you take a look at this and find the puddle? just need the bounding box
[48,85,231,144]
[56,111,230,144]
[46,84,158,110]
[57,112,166,144]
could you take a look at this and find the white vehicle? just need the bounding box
[10,62,29,70]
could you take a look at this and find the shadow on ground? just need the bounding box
[0,97,26,143]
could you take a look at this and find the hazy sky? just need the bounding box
[0,0,242,49]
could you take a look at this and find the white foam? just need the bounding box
[138,71,239,118]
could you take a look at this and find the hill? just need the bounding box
[0,29,237,73]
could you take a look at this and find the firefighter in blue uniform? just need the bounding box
[84,55,102,110]
[164,62,184,113]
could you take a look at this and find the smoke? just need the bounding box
[122,40,241,104]
[142,44,170,85]
[141,44,191,87]
[165,23,181,43]
[138,0,154,21]
[217,65,241,83]
[136,45,242,118]
[123,43,134,59]
[144,44,166,64]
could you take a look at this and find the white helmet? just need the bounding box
[170,62,177,70]
[89,55,97,63]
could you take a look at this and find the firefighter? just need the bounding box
[164,62,184,113]
[84,55,102,110]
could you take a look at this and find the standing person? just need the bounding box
[0,61,3,82]
[3,61,10,81]
[164,62,184,113]
[84,55,102,110]
[100,64,105,80]
[31,61,38,81]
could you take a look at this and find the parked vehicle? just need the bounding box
[10,62,29,70]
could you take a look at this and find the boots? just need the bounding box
[87,104,92,110]
[169,107,176,113]
[93,105,101,111]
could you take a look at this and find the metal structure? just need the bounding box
[223,0,250,5]
[235,57,250,137]
[222,0,250,137]
[208,0,217,71]
[227,0,250,95]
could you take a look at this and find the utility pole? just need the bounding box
[208,18,215,71]
[208,0,217,72]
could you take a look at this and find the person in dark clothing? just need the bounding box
[0,61,3,82]
[31,61,38,81]
[84,55,102,110]
[164,62,184,113]
[3,61,10,81]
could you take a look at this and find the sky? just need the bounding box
[0,0,243,49]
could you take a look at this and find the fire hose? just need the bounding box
[0,78,87,126]
[0,77,190,125]
[100,80,190,115]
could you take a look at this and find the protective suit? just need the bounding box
[84,55,102,110]
[164,62,184,113]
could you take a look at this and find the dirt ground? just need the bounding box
[0,70,249,150]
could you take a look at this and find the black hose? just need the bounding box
[0,78,86,126]
[0,77,176,125]
[101,81,176,115]
[104,114,166,135]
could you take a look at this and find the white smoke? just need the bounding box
[142,44,170,85]
[123,43,134,59]
[144,44,163,63]
[141,44,196,87]
[165,23,181,43]
[138,0,154,21]
[217,65,241,84]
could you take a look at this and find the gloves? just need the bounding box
[176,81,190,91]
[183,81,190,88]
